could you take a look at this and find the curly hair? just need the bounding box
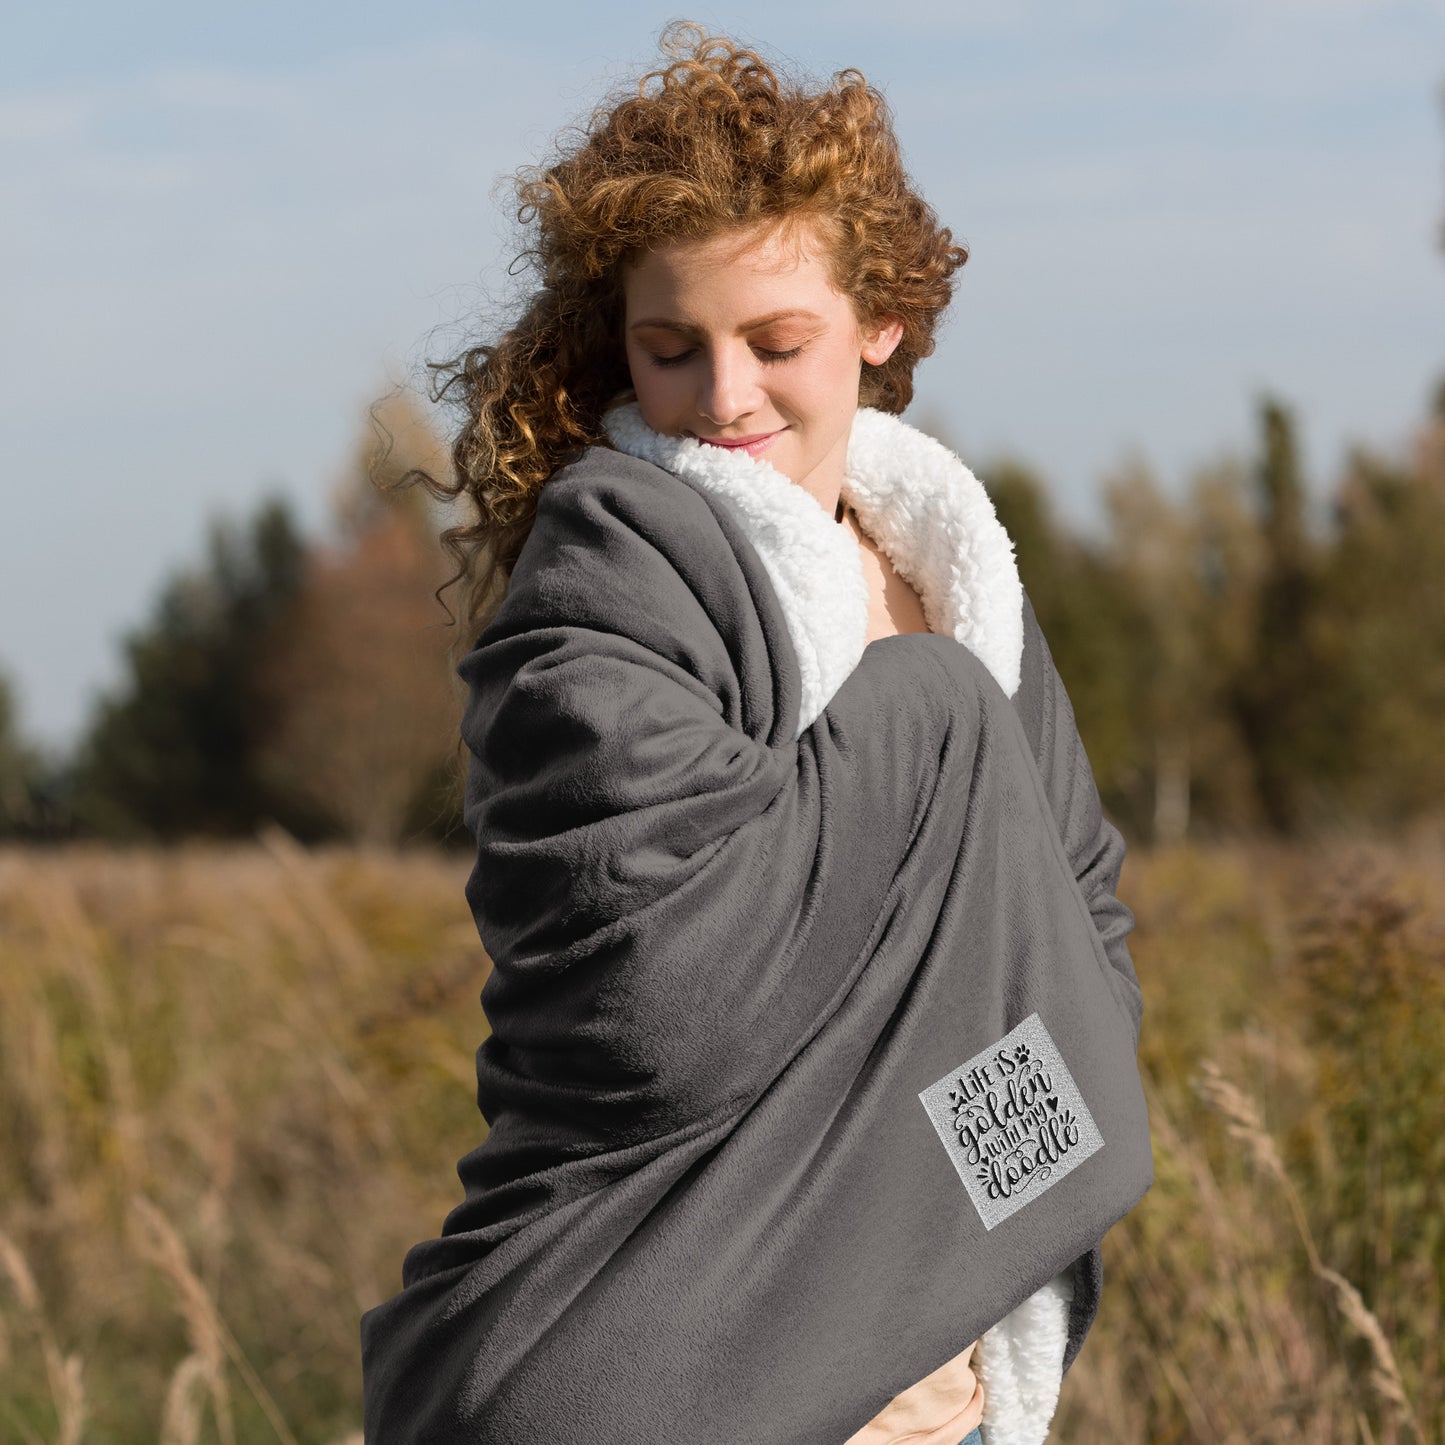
[395,21,969,667]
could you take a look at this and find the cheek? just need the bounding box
[792,347,863,417]
[624,348,668,414]
[629,366,674,422]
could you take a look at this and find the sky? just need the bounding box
[3,0,1442,753]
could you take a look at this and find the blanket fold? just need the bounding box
[359,440,1152,1444]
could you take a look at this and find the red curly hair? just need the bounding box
[397,21,969,658]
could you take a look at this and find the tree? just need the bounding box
[1099,458,1202,844]
[0,671,45,836]
[1179,456,1271,834]
[1312,397,1445,827]
[251,390,461,846]
[979,455,1144,837]
[68,496,311,839]
[1098,450,1281,843]
[1225,396,1335,836]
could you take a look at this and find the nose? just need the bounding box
[695,345,762,427]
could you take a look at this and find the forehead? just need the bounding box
[622,218,847,318]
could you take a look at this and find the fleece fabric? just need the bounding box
[358,410,1153,1444]
[603,402,1078,1445]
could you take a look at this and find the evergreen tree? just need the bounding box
[980,456,1141,837]
[0,671,45,836]
[68,496,311,840]
[1180,457,1271,834]
[1227,396,1333,835]
[1316,400,1445,826]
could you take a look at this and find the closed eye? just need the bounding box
[645,344,804,369]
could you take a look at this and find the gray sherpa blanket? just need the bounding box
[359,404,1152,1444]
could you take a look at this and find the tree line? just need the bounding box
[0,393,466,848]
[981,378,1445,843]
[1,374,1442,849]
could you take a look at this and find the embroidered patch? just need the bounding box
[918,1013,1104,1231]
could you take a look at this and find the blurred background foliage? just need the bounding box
[3,365,1444,851]
[964,373,1445,847]
[0,391,468,850]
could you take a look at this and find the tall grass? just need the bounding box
[0,828,483,1443]
[1054,838,1443,1444]
[1,830,1440,1441]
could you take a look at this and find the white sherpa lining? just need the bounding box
[602,402,1023,739]
[975,1266,1074,1445]
[604,401,1069,1444]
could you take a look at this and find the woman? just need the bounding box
[360,24,1151,1445]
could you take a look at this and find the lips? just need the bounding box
[692,429,784,458]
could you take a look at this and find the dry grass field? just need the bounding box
[1,828,1440,1443]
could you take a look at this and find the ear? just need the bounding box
[860,315,905,366]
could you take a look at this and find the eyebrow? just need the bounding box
[627,309,825,335]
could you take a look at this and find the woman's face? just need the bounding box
[621,218,903,508]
